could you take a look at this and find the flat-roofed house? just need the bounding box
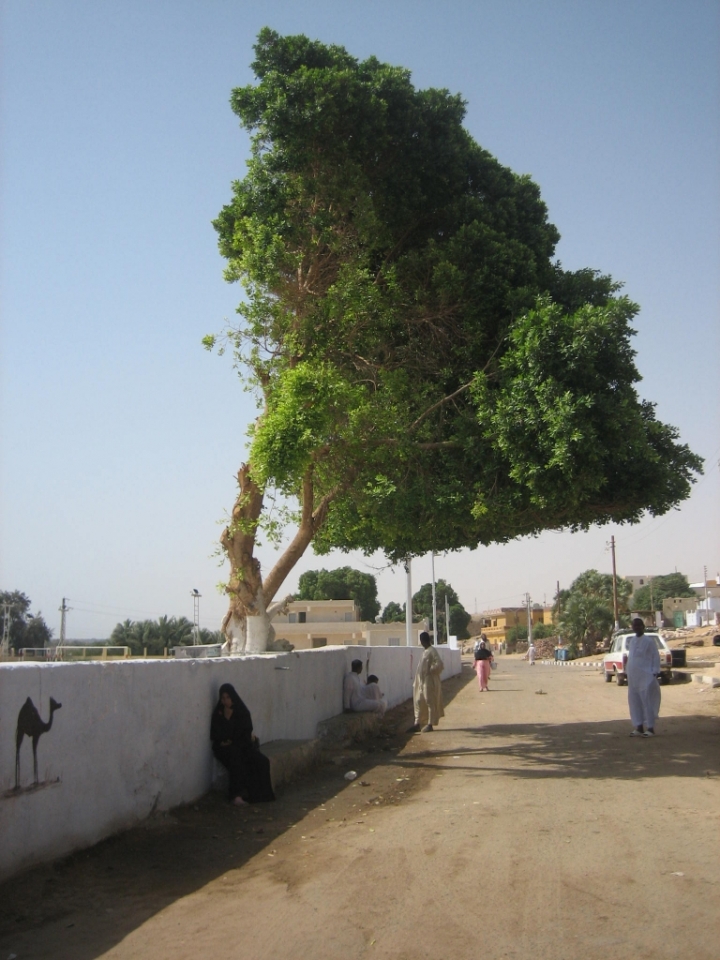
[272,599,429,649]
[475,605,550,645]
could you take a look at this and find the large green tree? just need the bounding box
[208,29,702,652]
[631,573,696,612]
[296,567,380,621]
[557,570,632,655]
[381,601,407,624]
[412,581,471,641]
[0,590,53,654]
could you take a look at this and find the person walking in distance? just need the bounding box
[474,638,494,691]
[627,618,661,737]
[408,632,445,733]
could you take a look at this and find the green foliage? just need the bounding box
[0,590,53,653]
[381,601,406,623]
[506,623,554,642]
[630,573,696,611]
[557,570,632,655]
[211,29,702,578]
[108,616,217,656]
[296,567,380,621]
[412,580,471,641]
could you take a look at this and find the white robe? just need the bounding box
[627,634,661,729]
[527,644,536,664]
[364,681,388,714]
[343,672,386,714]
[413,646,445,725]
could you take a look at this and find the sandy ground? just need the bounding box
[1,659,719,960]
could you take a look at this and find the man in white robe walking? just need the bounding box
[408,632,445,733]
[627,618,661,737]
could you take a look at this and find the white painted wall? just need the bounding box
[0,645,459,880]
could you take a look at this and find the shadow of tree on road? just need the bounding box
[391,713,720,781]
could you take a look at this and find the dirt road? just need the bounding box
[2,659,719,960]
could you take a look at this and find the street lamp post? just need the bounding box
[404,560,413,646]
[191,589,202,645]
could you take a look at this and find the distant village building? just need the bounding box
[624,575,653,594]
[273,599,429,649]
[473,605,553,645]
[686,575,720,627]
[660,576,720,628]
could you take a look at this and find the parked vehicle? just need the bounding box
[603,632,673,685]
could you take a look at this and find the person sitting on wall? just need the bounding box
[343,660,387,714]
[210,683,275,806]
[365,674,388,709]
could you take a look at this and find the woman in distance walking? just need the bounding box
[474,638,494,692]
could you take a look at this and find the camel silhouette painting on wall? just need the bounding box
[14,696,62,791]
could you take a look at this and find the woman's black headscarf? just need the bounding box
[217,682,244,711]
[215,682,252,724]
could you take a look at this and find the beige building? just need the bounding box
[662,596,697,627]
[273,599,429,650]
[624,575,654,594]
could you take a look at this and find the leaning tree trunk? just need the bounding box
[220,465,336,654]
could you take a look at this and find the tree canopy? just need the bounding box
[0,590,53,654]
[381,601,407,624]
[208,29,702,650]
[557,570,632,655]
[630,573,696,612]
[296,567,380,621]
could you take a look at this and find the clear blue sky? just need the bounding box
[2,0,718,638]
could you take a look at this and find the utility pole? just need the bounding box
[609,536,620,631]
[445,593,451,645]
[404,560,413,646]
[58,598,72,645]
[430,552,438,646]
[191,589,202,644]
[526,592,533,645]
[703,565,709,626]
[555,580,561,625]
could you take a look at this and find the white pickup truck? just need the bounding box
[603,632,673,686]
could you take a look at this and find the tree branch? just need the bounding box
[261,469,357,605]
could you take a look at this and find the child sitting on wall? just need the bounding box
[365,675,385,704]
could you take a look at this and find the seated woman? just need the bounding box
[210,683,275,806]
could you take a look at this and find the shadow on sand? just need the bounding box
[0,667,474,960]
[391,712,720,782]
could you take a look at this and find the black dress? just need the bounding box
[210,693,275,803]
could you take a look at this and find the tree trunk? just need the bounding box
[220,464,336,654]
[220,464,266,654]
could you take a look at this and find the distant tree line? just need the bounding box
[506,623,555,644]
[630,573,695,612]
[555,569,695,655]
[0,590,53,653]
[110,616,222,656]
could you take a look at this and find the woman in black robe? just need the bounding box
[210,683,275,805]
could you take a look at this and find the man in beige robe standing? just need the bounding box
[408,632,445,733]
